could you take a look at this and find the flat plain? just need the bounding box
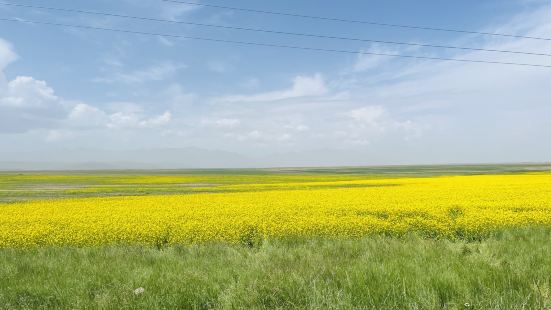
[1,164,551,308]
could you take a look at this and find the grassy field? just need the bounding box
[1,164,551,308]
[1,228,551,309]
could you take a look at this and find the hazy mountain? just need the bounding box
[0,147,256,170]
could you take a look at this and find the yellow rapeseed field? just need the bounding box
[1,173,551,247]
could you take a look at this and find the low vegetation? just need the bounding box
[1,227,550,309]
[1,165,550,308]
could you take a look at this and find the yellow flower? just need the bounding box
[1,173,551,246]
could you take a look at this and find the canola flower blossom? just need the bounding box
[1,173,551,247]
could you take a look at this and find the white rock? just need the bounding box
[133,287,145,295]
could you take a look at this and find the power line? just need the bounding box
[1,17,551,68]
[163,0,551,42]
[1,2,550,58]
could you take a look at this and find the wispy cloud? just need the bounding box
[219,74,327,103]
[160,1,200,21]
[353,45,398,72]
[94,62,187,84]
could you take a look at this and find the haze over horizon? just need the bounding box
[1,0,551,169]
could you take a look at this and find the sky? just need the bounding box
[0,0,550,168]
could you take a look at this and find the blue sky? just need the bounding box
[1,0,550,167]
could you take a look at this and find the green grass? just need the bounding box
[1,227,550,309]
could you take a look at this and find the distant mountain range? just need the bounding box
[0,147,549,171]
[0,147,255,170]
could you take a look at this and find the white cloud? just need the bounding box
[0,38,17,73]
[347,106,385,124]
[220,74,327,102]
[107,111,172,129]
[0,41,68,133]
[0,41,50,109]
[1,76,58,107]
[201,118,241,128]
[107,112,137,129]
[94,62,187,84]
[68,103,108,128]
[339,105,423,145]
[0,38,175,135]
[139,111,172,128]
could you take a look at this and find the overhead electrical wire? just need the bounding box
[162,0,551,42]
[0,2,549,58]
[1,17,551,68]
